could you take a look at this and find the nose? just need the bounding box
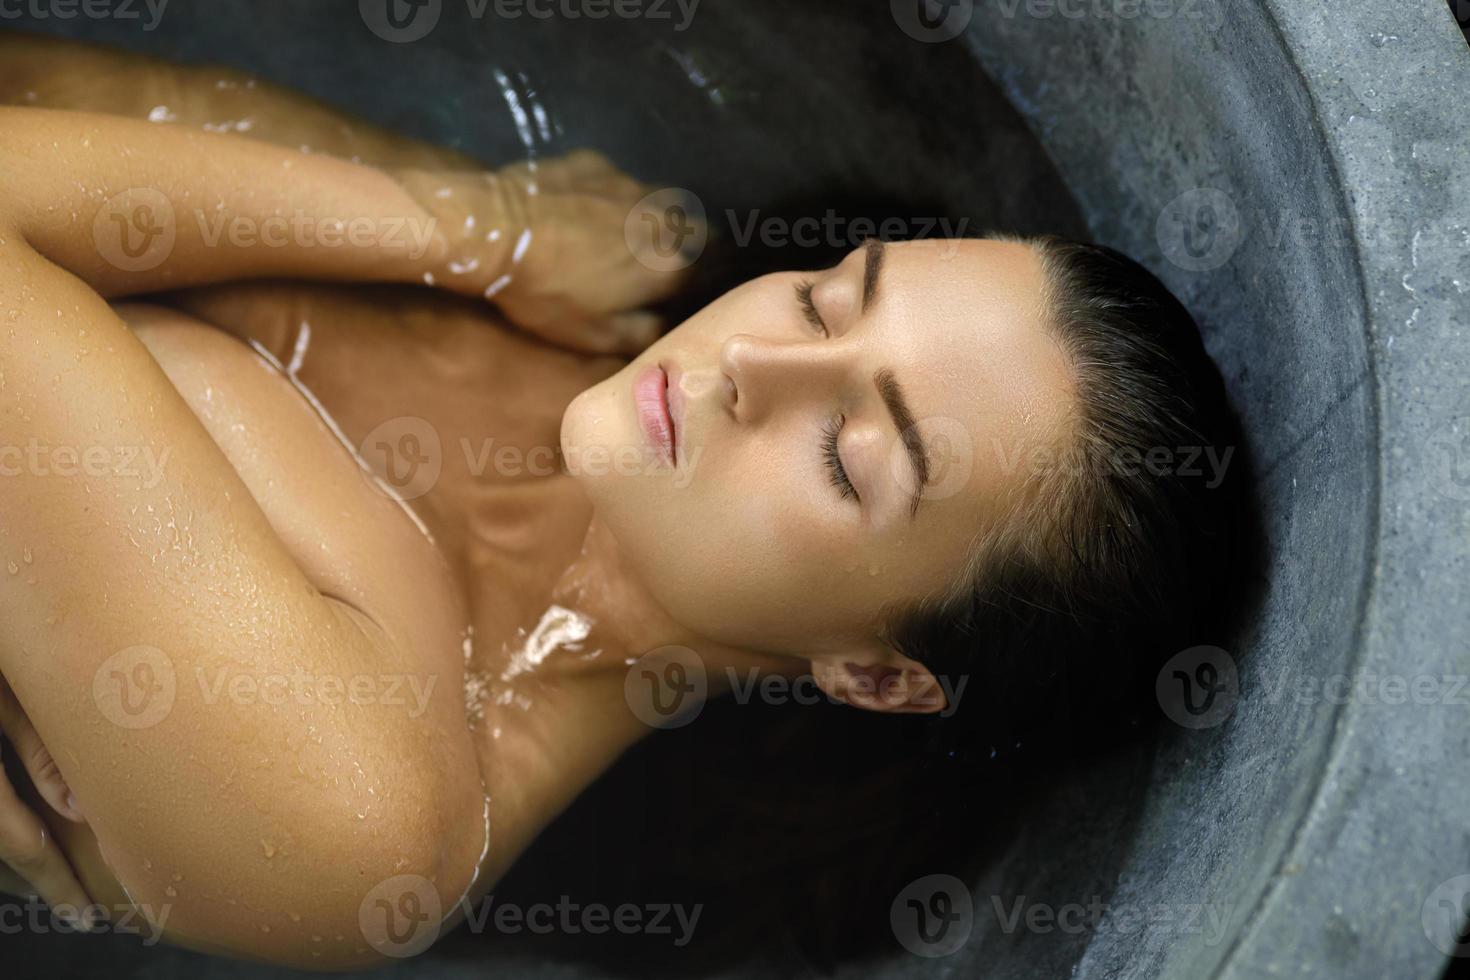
[719,333,844,423]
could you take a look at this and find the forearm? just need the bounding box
[0,107,456,297]
[0,31,477,171]
[0,37,679,354]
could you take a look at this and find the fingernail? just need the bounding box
[65,791,84,821]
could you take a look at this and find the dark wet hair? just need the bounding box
[885,234,1250,744]
[496,234,1259,973]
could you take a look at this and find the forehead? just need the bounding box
[863,239,1076,530]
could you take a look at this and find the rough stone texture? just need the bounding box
[4,2,1468,978]
[963,1,1470,977]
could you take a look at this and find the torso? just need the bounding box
[120,280,627,885]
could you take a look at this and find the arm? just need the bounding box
[0,110,487,968]
[0,30,477,170]
[0,31,691,354]
[3,106,455,298]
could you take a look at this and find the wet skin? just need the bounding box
[0,34,1074,968]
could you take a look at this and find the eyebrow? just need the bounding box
[874,367,930,519]
[861,237,885,313]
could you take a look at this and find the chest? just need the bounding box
[162,281,619,671]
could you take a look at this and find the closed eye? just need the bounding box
[794,279,828,336]
[821,416,859,504]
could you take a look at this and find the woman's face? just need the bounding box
[560,238,1075,662]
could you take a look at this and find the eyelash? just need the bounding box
[799,282,853,504]
[821,416,860,504]
[794,279,827,336]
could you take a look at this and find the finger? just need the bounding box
[0,740,96,927]
[0,679,82,823]
[559,148,618,180]
[502,301,661,357]
[603,310,665,355]
[594,259,694,315]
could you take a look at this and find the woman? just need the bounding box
[0,35,1239,968]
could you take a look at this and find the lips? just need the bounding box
[633,365,676,465]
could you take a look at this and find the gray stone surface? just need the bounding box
[964,2,1470,977]
[4,1,1468,978]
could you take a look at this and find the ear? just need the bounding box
[811,642,949,715]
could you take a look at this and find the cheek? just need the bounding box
[645,474,870,648]
[568,385,877,648]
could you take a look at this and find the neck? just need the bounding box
[544,517,796,688]
[466,495,799,889]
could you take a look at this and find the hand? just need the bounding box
[0,676,94,926]
[400,151,701,355]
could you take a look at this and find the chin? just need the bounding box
[559,380,616,465]
[558,385,593,466]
